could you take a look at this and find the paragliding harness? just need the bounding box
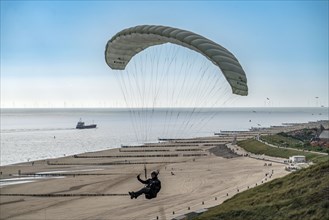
[129,171,161,200]
[145,179,161,199]
[138,174,161,199]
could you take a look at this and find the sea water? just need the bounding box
[1,108,328,166]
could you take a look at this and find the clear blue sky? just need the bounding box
[1,0,328,107]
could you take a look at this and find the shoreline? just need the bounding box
[1,119,327,167]
[0,120,328,220]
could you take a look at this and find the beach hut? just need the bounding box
[319,130,329,141]
[289,155,306,163]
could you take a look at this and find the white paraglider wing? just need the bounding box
[105,25,248,96]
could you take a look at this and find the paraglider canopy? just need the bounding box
[105,25,248,96]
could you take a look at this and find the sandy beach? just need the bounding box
[1,121,326,220]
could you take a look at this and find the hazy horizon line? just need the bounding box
[1,106,328,109]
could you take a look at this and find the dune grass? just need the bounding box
[237,139,328,163]
[195,161,329,220]
[261,134,328,153]
[261,134,303,148]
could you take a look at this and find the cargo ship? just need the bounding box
[76,120,97,129]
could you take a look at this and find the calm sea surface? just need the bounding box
[1,108,328,165]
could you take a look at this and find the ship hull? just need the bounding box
[76,124,97,129]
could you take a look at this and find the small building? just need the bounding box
[289,155,306,163]
[311,129,329,148]
[319,130,329,141]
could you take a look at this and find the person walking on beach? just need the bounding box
[129,170,161,199]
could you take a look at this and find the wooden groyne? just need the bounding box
[119,149,170,152]
[121,144,199,148]
[47,161,181,166]
[73,154,208,158]
[0,193,128,197]
[119,148,203,152]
